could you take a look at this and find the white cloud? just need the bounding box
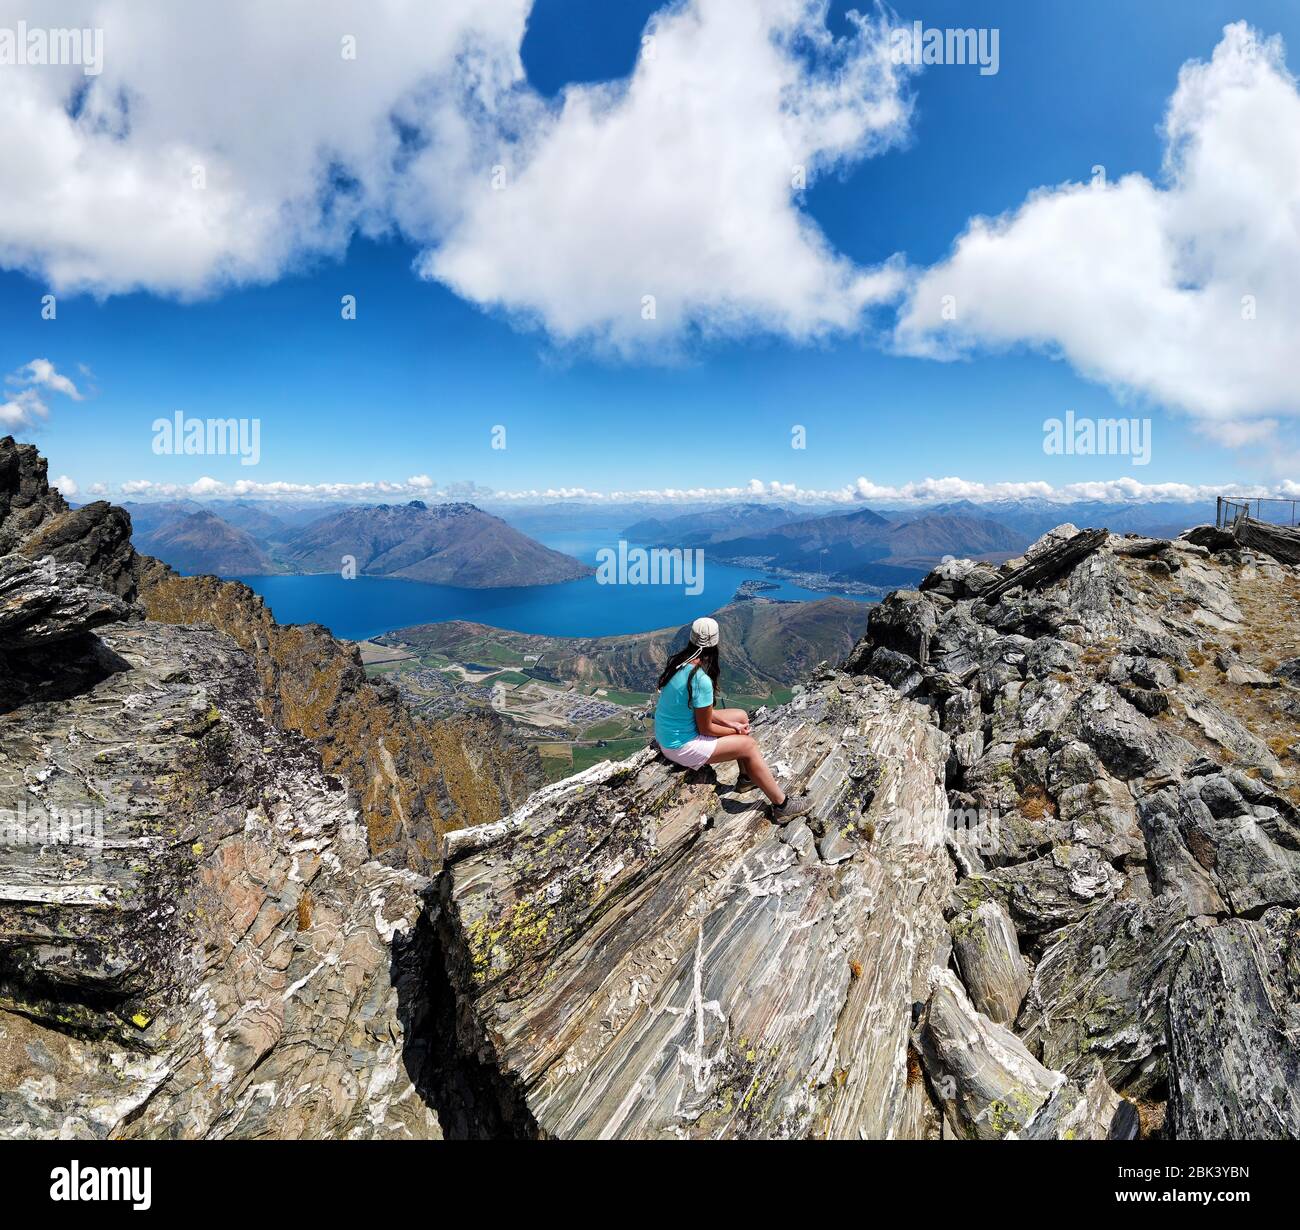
[0,388,47,427]
[422,0,912,352]
[53,474,78,495]
[0,0,529,297]
[0,0,909,353]
[106,471,1296,508]
[1,357,85,426]
[491,475,1300,506]
[1196,418,1279,448]
[13,358,84,399]
[896,23,1300,438]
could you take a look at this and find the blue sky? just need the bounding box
[2,0,1299,504]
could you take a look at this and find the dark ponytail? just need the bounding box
[657,644,721,709]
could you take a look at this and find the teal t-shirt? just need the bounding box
[655,661,715,748]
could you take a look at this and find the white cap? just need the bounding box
[689,616,720,649]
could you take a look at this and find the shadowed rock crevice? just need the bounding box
[392,887,538,1140]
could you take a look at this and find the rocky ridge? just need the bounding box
[0,437,533,1138]
[4,427,1298,1140]
[136,563,540,873]
[434,519,1300,1139]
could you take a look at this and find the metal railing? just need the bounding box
[1216,495,1299,530]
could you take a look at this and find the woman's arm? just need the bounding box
[694,705,743,737]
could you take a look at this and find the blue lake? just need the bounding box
[232,532,872,641]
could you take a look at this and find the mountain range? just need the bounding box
[123,498,592,588]
[621,502,801,547]
[119,493,1226,592]
[276,500,592,586]
[885,497,1222,541]
[134,508,283,576]
[623,502,1028,584]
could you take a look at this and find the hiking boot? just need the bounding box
[770,791,812,823]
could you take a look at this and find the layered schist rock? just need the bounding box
[0,438,456,1138]
[437,518,1300,1139]
[854,522,1300,1137]
[439,671,956,1139]
[0,605,437,1139]
[1167,907,1300,1140]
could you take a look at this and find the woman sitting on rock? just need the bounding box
[653,616,811,821]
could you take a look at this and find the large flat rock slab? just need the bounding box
[439,673,954,1139]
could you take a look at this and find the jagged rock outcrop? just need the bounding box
[0,438,137,599]
[136,563,540,872]
[0,437,528,1138]
[6,423,1298,1142]
[0,555,128,649]
[911,967,1127,1140]
[949,899,1030,1024]
[0,604,438,1138]
[432,517,1300,1139]
[1167,907,1300,1140]
[435,664,1132,1140]
[1014,896,1197,1097]
[913,968,1065,1138]
[850,521,1300,1136]
[1187,517,1300,567]
[439,671,955,1139]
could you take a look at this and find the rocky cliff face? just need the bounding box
[136,564,540,872]
[434,521,1300,1139]
[0,439,137,600]
[0,438,534,1138]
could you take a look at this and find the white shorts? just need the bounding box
[659,735,718,770]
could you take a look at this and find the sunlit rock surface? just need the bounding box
[439,671,956,1139]
[440,520,1300,1139]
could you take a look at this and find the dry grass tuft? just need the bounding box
[1017,786,1055,821]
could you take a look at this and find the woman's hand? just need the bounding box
[696,706,749,738]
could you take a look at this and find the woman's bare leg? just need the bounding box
[715,707,749,731]
[707,734,783,805]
